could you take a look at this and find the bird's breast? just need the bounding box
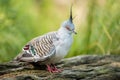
[53,35,73,63]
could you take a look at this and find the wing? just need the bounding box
[14,32,59,62]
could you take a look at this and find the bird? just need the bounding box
[14,6,77,73]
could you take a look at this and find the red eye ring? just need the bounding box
[66,26,71,31]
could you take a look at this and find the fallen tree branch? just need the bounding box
[0,55,120,80]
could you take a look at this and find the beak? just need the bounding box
[72,30,77,34]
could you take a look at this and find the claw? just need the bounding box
[46,64,62,73]
[51,64,62,72]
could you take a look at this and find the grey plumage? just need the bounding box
[14,6,77,73]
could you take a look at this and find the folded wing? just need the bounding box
[14,32,58,62]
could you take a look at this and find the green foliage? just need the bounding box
[0,0,120,62]
[68,0,120,57]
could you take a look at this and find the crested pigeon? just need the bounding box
[14,6,77,73]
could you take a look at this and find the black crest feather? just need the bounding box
[69,5,73,23]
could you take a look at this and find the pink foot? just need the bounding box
[46,64,62,73]
[46,64,53,73]
[51,64,62,72]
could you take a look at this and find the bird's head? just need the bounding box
[60,6,77,35]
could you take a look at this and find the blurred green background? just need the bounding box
[0,0,120,62]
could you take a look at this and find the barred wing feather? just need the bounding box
[15,32,58,62]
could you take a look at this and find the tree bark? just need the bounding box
[0,55,120,80]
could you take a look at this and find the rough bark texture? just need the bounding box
[0,55,120,80]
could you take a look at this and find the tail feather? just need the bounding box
[13,52,23,61]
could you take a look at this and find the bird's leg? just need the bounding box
[46,64,54,73]
[46,64,62,73]
[51,64,62,72]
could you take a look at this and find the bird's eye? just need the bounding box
[66,26,71,31]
